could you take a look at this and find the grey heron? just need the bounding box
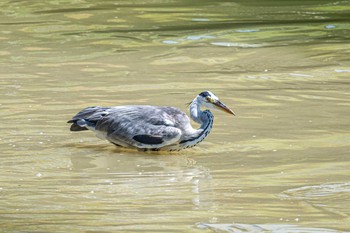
[68,91,235,151]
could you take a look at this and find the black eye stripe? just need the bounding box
[199,91,210,97]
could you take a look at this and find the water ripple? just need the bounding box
[280,182,350,200]
[198,223,348,233]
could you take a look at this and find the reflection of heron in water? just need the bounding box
[68,91,235,151]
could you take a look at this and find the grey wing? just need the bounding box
[95,106,183,149]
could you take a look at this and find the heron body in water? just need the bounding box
[68,91,235,151]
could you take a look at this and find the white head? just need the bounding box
[196,91,235,115]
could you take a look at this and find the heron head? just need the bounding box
[198,91,235,115]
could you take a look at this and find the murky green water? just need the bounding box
[1,0,350,232]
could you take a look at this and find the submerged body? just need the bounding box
[68,91,235,151]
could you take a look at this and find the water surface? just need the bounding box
[1,0,350,232]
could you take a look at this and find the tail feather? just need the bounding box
[70,123,88,131]
[68,106,109,132]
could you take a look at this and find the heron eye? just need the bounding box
[206,97,213,103]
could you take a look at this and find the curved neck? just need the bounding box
[178,98,214,149]
[189,98,211,128]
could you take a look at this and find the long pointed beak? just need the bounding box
[213,100,236,116]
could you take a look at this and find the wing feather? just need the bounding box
[94,106,184,148]
[133,135,164,144]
